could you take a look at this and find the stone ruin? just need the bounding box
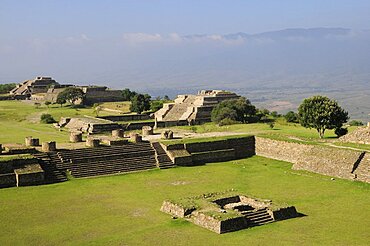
[161,130,174,139]
[340,123,370,144]
[56,116,121,134]
[154,90,240,125]
[10,76,59,99]
[142,126,154,136]
[161,191,298,234]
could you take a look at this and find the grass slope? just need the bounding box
[0,156,368,245]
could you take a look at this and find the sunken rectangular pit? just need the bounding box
[161,191,298,234]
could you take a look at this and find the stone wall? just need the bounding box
[162,136,255,166]
[191,211,222,234]
[293,146,362,180]
[99,114,151,122]
[255,137,369,183]
[191,149,236,164]
[160,201,195,218]
[271,206,298,221]
[255,136,311,163]
[0,173,16,188]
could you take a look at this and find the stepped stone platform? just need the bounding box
[155,90,240,125]
[161,136,255,166]
[37,142,159,178]
[161,191,298,234]
[340,125,370,144]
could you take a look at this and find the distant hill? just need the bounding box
[1,27,370,120]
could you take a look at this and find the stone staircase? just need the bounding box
[33,152,68,183]
[243,208,274,227]
[151,142,176,169]
[53,142,157,178]
[163,103,189,121]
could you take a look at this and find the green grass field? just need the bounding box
[0,157,369,245]
[0,100,370,245]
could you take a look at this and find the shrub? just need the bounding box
[335,127,348,137]
[40,113,56,124]
[284,111,299,123]
[348,120,364,126]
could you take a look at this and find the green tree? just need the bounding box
[0,83,16,94]
[284,111,299,123]
[56,96,66,107]
[122,88,137,101]
[211,97,257,124]
[150,100,164,112]
[130,93,151,114]
[57,87,84,106]
[298,95,349,138]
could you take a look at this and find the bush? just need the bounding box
[335,127,348,137]
[348,120,364,126]
[284,111,299,123]
[40,113,56,124]
[211,97,256,124]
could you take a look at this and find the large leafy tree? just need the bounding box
[130,93,151,114]
[57,87,84,105]
[211,97,257,124]
[298,95,349,138]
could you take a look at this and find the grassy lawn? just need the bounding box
[0,156,368,245]
[0,101,121,144]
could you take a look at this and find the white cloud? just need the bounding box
[122,33,163,44]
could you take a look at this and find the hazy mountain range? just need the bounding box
[1,27,370,120]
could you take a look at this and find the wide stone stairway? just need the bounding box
[33,152,68,183]
[35,142,157,179]
[151,142,176,169]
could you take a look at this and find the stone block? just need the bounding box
[112,129,124,138]
[70,132,83,143]
[130,133,142,143]
[142,126,154,136]
[86,138,100,147]
[161,130,174,139]
[42,141,56,152]
[25,137,39,147]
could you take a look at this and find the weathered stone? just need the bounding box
[42,141,56,152]
[161,130,174,139]
[86,138,100,147]
[142,126,154,136]
[25,137,39,147]
[130,133,142,143]
[69,132,83,143]
[112,129,124,138]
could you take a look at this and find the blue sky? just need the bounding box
[1,0,369,39]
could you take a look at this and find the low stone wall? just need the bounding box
[0,173,16,188]
[255,137,369,183]
[99,114,151,122]
[271,206,298,221]
[166,149,193,166]
[293,146,362,180]
[191,211,222,234]
[160,201,195,218]
[14,165,44,187]
[255,136,311,163]
[191,149,236,164]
